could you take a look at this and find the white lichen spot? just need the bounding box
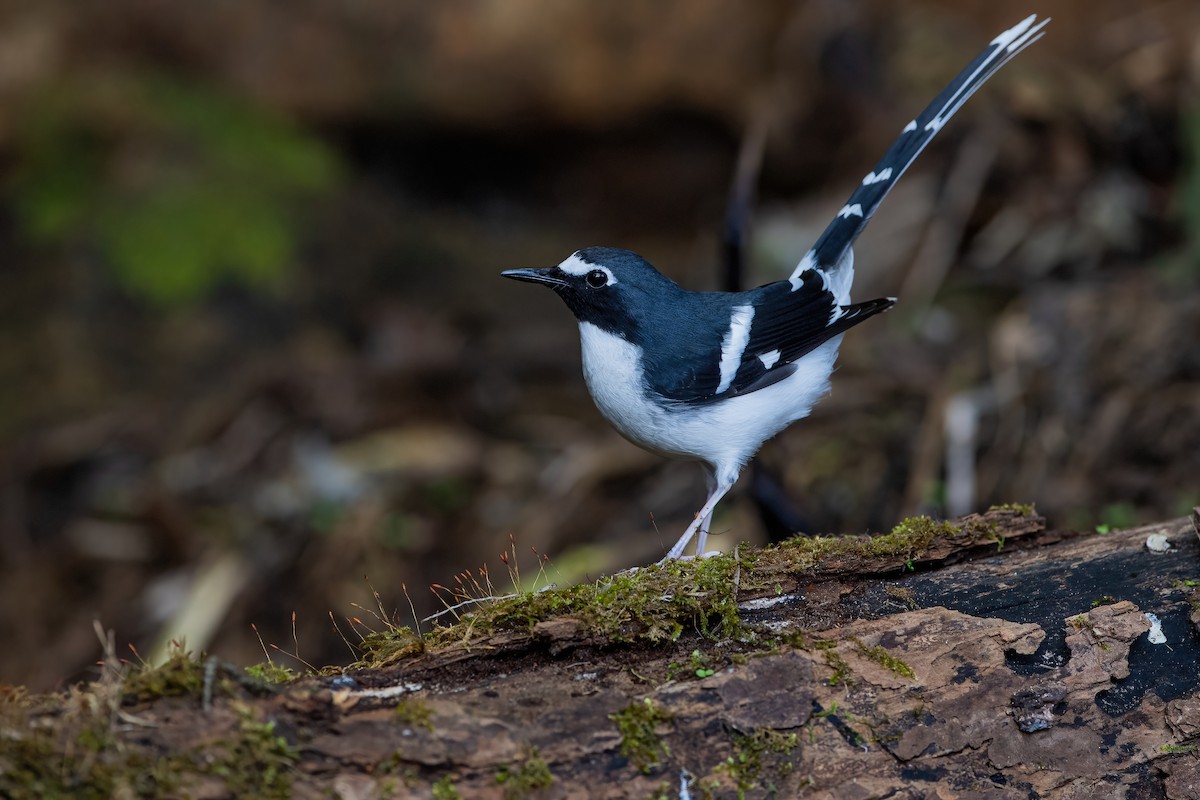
[1145,612,1166,645]
[1145,533,1171,553]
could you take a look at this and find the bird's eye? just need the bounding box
[585,270,609,288]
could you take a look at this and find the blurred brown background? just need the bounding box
[0,0,1197,690]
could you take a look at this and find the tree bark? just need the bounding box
[3,508,1199,799]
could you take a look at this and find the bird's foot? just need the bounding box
[655,549,722,566]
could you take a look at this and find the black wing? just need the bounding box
[718,275,894,400]
[797,14,1048,277]
[652,271,893,405]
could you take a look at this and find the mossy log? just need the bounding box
[2,507,1199,799]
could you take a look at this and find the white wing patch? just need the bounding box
[862,168,892,185]
[716,305,755,395]
[837,204,864,219]
[758,349,781,370]
[903,119,917,133]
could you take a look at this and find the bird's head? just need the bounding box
[502,247,679,339]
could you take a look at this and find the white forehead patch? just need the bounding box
[560,253,617,285]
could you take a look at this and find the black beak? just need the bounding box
[501,267,568,288]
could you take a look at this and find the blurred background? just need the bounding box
[0,0,1198,690]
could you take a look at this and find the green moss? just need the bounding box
[0,731,115,800]
[495,749,553,798]
[2,655,304,799]
[1159,744,1196,755]
[988,503,1036,516]
[432,775,463,800]
[811,643,855,688]
[717,730,799,798]
[357,626,425,666]
[778,515,968,571]
[610,698,674,773]
[122,646,208,703]
[0,725,191,800]
[244,663,298,685]
[359,554,746,669]
[1067,614,1094,632]
[393,698,433,731]
[211,708,298,799]
[853,639,915,679]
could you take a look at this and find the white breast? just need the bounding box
[578,322,671,454]
[577,321,843,481]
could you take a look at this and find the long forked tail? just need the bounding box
[790,14,1049,286]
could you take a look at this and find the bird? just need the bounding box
[502,15,1048,562]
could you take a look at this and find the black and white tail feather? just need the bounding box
[671,13,1048,560]
[794,14,1049,304]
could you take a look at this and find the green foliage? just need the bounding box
[667,648,717,681]
[495,749,553,798]
[122,645,207,703]
[357,625,425,665]
[718,729,799,798]
[0,731,116,800]
[357,553,745,669]
[1097,502,1137,533]
[8,72,340,306]
[393,697,434,730]
[610,698,673,773]
[821,648,855,688]
[989,503,1036,517]
[244,662,298,685]
[0,687,187,800]
[461,553,743,645]
[852,639,916,679]
[432,775,463,800]
[690,648,716,678]
[212,709,299,799]
[779,514,967,571]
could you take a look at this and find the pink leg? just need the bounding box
[694,468,717,556]
[662,475,733,562]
